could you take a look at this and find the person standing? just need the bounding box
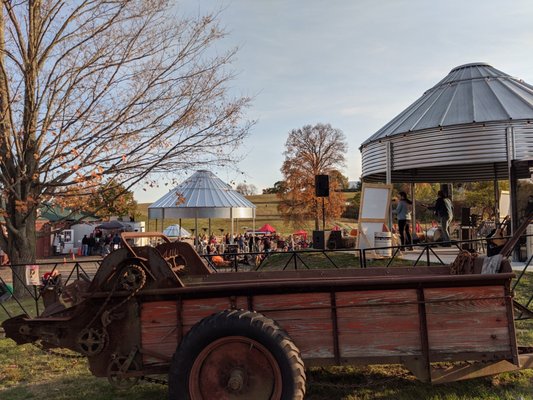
[81,234,89,256]
[429,190,454,245]
[393,191,413,250]
[88,233,96,256]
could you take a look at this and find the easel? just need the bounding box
[356,183,393,258]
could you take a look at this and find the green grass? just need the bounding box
[0,296,44,322]
[258,251,414,270]
[0,339,163,400]
[1,338,532,400]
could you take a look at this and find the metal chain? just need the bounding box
[141,375,168,386]
[103,264,146,322]
[86,263,146,329]
[32,340,86,359]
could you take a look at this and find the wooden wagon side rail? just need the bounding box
[133,270,521,383]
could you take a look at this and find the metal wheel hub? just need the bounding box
[189,336,282,400]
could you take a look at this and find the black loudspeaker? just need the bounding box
[327,230,343,249]
[461,207,471,226]
[315,175,330,197]
[313,230,325,249]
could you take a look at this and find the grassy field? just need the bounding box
[135,192,358,236]
[0,340,532,400]
[1,271,532,399]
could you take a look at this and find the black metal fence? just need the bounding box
[1,234,531,323]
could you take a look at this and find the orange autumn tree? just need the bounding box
[57,180,137,220]
[0,1,251,296]
[278,123,348,230]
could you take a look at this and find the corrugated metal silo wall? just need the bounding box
[360,121,533,182]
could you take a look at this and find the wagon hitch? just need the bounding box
[1,315,33,345]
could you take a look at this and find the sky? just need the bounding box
[135,0,533,203]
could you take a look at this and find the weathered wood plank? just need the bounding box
[339,331,422,357]
[140,301,178,325]
[337,311,420,333]
[427,327,511,354]
[140,301,179,365]
[424,286,504,302]
[425,299,506,315]
[253,293,331,312]
[336,289,418,307]
[181,297,232,326]
[277,319,335,358]
[427,310,509,331]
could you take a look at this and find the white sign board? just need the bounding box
[360,187,391,220]
[25,264,40,286]
[356,183,392,251]
[499,190,510,218]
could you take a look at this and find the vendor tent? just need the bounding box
[258,223,276,233]
[96,220,125,230]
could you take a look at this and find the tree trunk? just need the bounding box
[8,210,38,298]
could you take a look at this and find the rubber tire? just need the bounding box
[168,309,306,400]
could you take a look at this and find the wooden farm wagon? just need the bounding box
[3,232,532,399]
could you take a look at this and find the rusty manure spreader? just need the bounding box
[2,232,533,399]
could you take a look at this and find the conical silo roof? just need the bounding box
[148,170,256,219]
[360,62,533,183]
[363,62,533,145]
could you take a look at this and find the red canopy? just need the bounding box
[293,230,307,238]
[258,223,276,233]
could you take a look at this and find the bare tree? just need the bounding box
[235,182,257,196]
[0,1,251,295]
[278,123,347,230]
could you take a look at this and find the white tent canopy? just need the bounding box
[163,224,191,238]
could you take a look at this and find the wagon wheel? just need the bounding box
[76,328,107,356]
[168,309,306,400]
[107,356,140,389]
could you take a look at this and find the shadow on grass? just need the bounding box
[306,365,533,400]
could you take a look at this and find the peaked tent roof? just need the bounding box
[148,170,256,219]
[362,62,533,145]
[258,223,276,233]
[163,224,191,238]
[38,203,98,222]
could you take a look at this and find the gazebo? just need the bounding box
[360,62,533,231]
[148,170,256,244]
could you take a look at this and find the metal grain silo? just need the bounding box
[361,62,533,183]
[360,62,533,231]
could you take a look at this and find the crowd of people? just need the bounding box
[80,231,122,256]
[196,232,311,256]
